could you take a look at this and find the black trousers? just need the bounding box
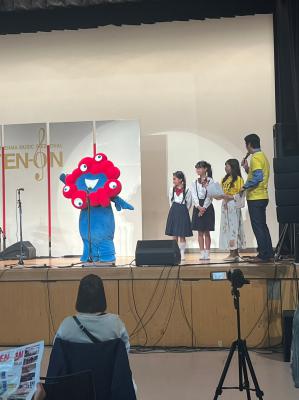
[247,199,274,260]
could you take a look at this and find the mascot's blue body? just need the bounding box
[60,153,133,263]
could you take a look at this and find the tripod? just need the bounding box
[213,286,264,399]
[274,223,297,261]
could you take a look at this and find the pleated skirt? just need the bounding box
[165,202,193,237]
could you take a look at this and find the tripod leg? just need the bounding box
[274,224,288,260]
[213,341,237,400]
[238,349,243,391]
[239,344,252,400]
[242,342,264,399]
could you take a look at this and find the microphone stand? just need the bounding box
[17,189,24,266]
[4,189,48,269]
[71,189,97,267]
[86,189,94,264]
[0,227,6,253]
[70,188,113,267]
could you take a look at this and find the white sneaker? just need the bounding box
[200,251,206,260]
[205,250,210,260]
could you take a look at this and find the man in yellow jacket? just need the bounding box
[241,134,274,263]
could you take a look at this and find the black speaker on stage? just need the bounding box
[273,156,299,224]
[273,123,299,158]
[0,241,36,260]
[135,240,181,266]
[296,231,299,263]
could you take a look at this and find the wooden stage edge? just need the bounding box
[0,254,298,349]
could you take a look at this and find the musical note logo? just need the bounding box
[34,128,47,182]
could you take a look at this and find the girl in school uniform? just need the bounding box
[191,161,215,260]
[165,171,193,260]
[219,159,246,261]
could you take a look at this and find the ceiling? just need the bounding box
[0,0,274,35]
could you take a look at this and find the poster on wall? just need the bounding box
[0,120,142,258]
[2,124,48,255]
[95,120,142,257]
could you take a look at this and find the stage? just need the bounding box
[0,254,297,349]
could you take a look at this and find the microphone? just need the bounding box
[243,152,250,161]
[241,152,250,166]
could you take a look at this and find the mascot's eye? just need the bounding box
[63,186,70,192]
[109,182,117,190]
[95,154,103,162]
[74,198,83,207]
[80,164,88,172]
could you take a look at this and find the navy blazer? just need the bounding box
[47,338,136,400]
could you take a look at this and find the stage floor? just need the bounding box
[0,251,285,269]
[0,252,295,281]
[0,253,297,348]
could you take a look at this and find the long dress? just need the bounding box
[219,176,246,250]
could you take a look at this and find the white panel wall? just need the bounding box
[0,15,277,250]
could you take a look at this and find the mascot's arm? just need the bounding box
[59,173,67,184]
[112,196,134,211]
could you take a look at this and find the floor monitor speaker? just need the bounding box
[0,241,36,260]
[135,240,181,266]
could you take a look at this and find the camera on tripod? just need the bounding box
[210,268,263,399]
[210,268,250,289]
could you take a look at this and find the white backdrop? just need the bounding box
[0,15,277,249]
[95,120,141,257]
[166,131,252,249]
[1,120,141,257]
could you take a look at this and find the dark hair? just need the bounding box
[171,171,186,201]
[76,274,107,313]
[244,134,260,149]
[222,159,242,188]
[195,161,213,178]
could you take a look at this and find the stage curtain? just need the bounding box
[273,0,299,156]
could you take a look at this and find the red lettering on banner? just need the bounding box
[0,353,10,362]
[14,351,24,361]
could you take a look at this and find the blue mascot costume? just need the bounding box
[60,153,133,263]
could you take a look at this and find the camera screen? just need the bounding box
[210,271,227,281]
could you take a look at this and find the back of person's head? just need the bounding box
[244,133,261,149]
[76,274,107,313]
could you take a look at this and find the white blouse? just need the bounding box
[168,187,192,209]
[190,177,214,209]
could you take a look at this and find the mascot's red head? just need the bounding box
[62,153,122,209]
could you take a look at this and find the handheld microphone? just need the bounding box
[241,152,250,166]
[243,152,250,161]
